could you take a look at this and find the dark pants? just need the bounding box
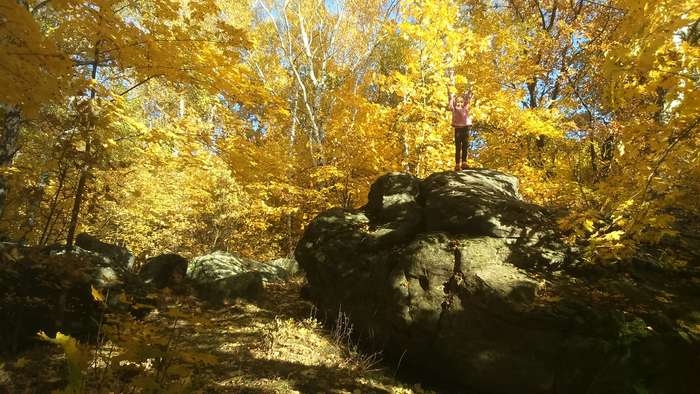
[454,126,470,165]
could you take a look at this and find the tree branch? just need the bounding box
[119,74,162,95]
[640,118,700,202]
[31,0,52,14]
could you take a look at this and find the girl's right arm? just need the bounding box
[447,89,454,110]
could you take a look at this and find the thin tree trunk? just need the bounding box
[287,87,299,255]
[66,41,100,249]
[527,80,538,109]
[66,164,89,248]
[20,172,49,242]
[40,166,68,245]
[0,106,21,221]
[179,95,186,118]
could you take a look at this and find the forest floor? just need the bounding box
[0,279,431,394]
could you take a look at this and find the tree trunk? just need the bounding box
[20,172,48,242]
[527,80,538,109]
[65,41,100,249]
[0,106,21,221]
[40,166,68,245]
[65,163,89,248]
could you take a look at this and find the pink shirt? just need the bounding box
[448,94,472,127]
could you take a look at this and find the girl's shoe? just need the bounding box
[454,163,461,171]
[461,162,469,170]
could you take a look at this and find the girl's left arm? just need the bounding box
[464,91,472,110]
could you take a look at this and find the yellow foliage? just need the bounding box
[1,0,698,264]
[90,285,105,303]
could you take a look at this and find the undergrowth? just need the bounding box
[8,279,433,393]
[39,287,217,393]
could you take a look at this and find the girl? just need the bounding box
[448,88,473,171]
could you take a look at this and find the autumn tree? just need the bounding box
[1,0,698,263]
[0,0,256,248]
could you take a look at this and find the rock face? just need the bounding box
[139,253,189,289]
[296,170,700,394]
[187,251,294,303]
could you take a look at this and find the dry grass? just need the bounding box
[1,278,435,394]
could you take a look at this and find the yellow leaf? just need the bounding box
[91,285,105,303]
[37,331,89,389]
[0,167,20,175]
[603,230,625,242]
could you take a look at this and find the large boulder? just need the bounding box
[42,245,141,301]
[296,170,700,394]
[139,253,188,289]
[76,233,136,270]
[187,251,293,303]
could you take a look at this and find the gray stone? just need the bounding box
[49,246,149,311]
[75,233,136,270]
[266,257,300,277]
[365,172,424,247]
[51,246,129,290]
[295,169,700,394]
[139,253,188,289]
[187,251,292,303]
[421,170,545,237]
